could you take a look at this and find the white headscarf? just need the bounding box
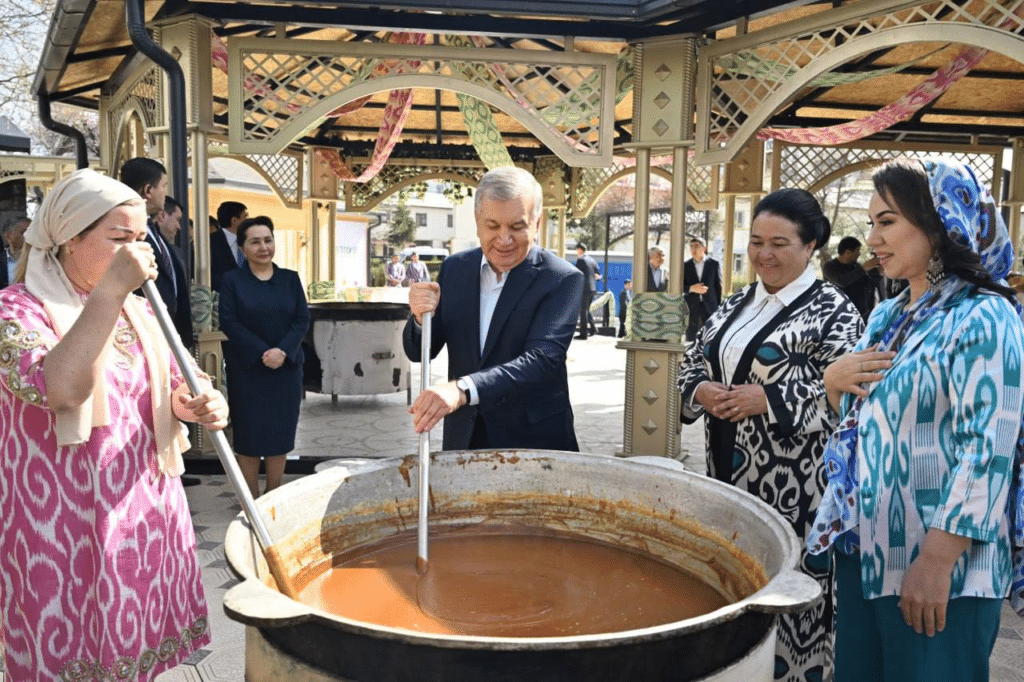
[23,168,188,476]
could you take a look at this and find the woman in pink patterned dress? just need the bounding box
[0,169,228,681]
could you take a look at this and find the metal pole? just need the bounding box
[417,311,432,572]
[141,280,297,598]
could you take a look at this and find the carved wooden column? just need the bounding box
[618,37,697,460]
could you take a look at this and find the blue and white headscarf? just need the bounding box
[809,158,1024,614]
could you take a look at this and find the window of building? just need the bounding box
[447,214,453,228]
[416,213,427,226]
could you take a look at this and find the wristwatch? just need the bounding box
[456,377,472,405]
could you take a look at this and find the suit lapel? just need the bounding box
[481,248,539,362]
[460,250,484,368]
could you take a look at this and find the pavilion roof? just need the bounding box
[31,0,1024,165]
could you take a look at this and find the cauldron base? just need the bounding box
[244,625,777,682]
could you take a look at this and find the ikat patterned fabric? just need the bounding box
[811,158,1024,614]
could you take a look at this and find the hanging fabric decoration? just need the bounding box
[213,32,425,183]
[756,44,988,145]
[717,47,944,90]
[311,32,428,182]
[211,34,302,114]
[439,34,515,169]
[456,94,515,170]
[440,35,635,166]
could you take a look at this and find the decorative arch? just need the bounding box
[770,141,1003,198]
[571,164,716,218]
[111,103,153,173]
[696,3,1024,165]
[205,150,305,209]
[343,164,484,213]
[227,37,616,166]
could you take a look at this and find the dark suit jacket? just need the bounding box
[210,228,238,292]
[0,242,9,288]
[147,228,194,348]
[683,257,722,316]
[647,263,668,292]
[575,254,598,295]
[403,245,583,452]
[618,289,632,321]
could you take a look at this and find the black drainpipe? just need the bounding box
[37,93,88,169]
[125,0,190,269]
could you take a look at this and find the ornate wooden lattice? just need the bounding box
[241,152,304,208]
[341,159,486,213]
[695,0,1024,164]
[773,141,1003,198]
[571,156,719,217]
[108,64,163,171]
[227,37,616,166]
[534,156,569,210]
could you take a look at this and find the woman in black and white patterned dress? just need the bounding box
[679,188,863,682]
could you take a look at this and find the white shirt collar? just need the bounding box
[752,263,817,307]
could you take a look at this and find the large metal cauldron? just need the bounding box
[223,451,821,682]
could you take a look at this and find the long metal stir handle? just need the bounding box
[417,311,432,571]
[141,281,298,598]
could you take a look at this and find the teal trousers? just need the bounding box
[834,551,1001,682]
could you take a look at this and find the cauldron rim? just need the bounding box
[224,450,820,649]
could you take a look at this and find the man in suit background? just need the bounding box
[574,243,599,339]
[682,237,722,342]
[617,278,633,338]
[211,201,248,292]
[403,251,431,285]
[403,166,583,451]
[156,197,185,260]
[647,245,668,292]
[1,215,29,288]
[822,236,880,320]
[385,253,405,286]
[119,158,194,348]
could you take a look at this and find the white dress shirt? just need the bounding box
[224,228,242,265]
[693,264,817,423]
[458,255,509,405]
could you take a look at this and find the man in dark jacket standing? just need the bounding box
[403,167,582,452]
[682,237,722,342]
[574,243,599,339]
[119,157,194,348]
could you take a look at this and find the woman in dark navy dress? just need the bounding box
[219,216,309,497]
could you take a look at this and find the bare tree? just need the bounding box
[0,0,99,155]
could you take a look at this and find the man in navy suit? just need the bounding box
[403,167,583,451]
[574,243,599,339]
[647,245,668,292]
[211,201,248,292]
[119,158,194,348]
[682,237,722,342]
[617,278,633,338]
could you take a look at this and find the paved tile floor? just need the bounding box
[3,333,1021,679]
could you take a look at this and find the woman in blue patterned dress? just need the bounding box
[809,158,1024,682]
[679,188,864,682]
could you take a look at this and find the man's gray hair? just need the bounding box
[474,167,543,223]
[649,246,665,256]
[2,215,30,235]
